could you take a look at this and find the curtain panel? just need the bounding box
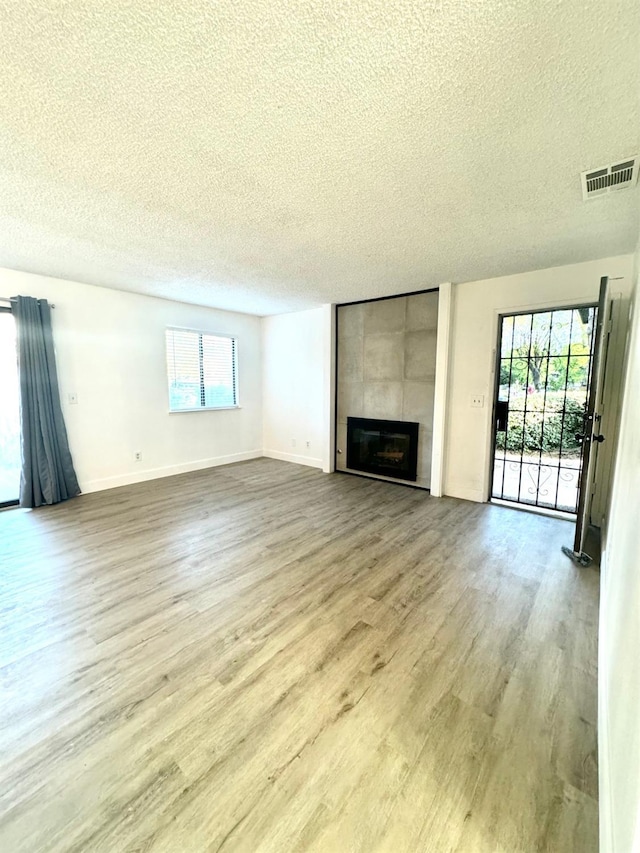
[11,296,80,508]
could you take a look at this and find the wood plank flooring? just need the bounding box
[0,458,599,852]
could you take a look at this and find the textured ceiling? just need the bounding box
[0,1,638,315]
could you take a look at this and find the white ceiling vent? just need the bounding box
[581,157,639,200]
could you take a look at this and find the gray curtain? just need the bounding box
[11,296,80,508]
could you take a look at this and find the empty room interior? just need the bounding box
[1,3,639,852]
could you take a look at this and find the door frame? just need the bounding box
[573,277,610,554]
[483,294,601,504]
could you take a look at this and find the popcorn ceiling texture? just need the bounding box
[0,0,638,315]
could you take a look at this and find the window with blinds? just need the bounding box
[165,328,238,411]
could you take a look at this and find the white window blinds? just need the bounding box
[165,328,238,411]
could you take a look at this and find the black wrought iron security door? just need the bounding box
[491,304,597,514]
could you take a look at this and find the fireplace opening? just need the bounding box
[346,417,419,482]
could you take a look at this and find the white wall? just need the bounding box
[443,254,635,502]
[599,242,640,853]
[0,267,263,492]
[4,254,634,503]
[260,256,635,497]
[262,307,326,469]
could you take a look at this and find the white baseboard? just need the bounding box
[80,450,263,494]
[262,449,323,469]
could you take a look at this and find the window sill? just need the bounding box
[168,406,242,414]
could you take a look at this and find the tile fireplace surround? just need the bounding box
[336,290,438,489]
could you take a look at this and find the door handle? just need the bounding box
[575,432,604,444]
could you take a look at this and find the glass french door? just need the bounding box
[0,309,21,506]
[490,304,598,514]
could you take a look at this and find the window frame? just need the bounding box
[165,326,239,413]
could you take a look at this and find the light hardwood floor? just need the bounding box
[0,459,599,852]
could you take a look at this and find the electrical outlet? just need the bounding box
[134,451,142,462]
[470,395,485,408]
[306,441,310,448]
[68,392,78,405]
[291,439,296,447]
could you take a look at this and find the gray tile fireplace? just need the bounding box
[335,290,438,488]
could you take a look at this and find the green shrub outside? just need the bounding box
[495,391,586,455]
